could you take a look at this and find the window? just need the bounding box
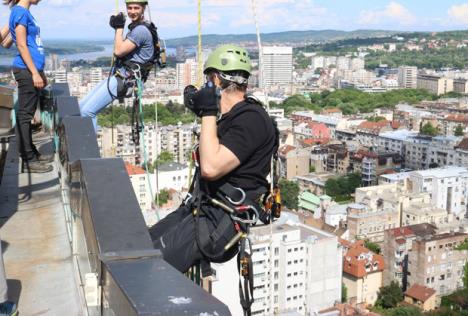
[274,272,278,280]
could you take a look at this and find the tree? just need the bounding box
[278,179,299,210]
[365,240,381,254]
[420,122,439,136]
[375,281,403,309]
[341,283,348,303]
[464,262,468,289]
[154,151,174,168]
[325,178,340,197]
[454,124,464,136]
[157,189,170,206]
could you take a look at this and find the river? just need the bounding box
[0,45,181,66]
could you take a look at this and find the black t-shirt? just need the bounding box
[207,99,277,194]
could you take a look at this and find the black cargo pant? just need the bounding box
[13,68,43,161]
[149,202,238,273]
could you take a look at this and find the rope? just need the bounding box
[136,78,160,221]
[197,0,203,87]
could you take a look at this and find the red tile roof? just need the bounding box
[342,241,385,278]
[445,114,468,123]
[125,163,146,175]
[357,120,391,134]
[405,284,436,303]
[456,138,468,151]
[322,107,342,114]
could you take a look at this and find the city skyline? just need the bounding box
[0,0,467,40]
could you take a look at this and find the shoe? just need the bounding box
[0,301,18,316]
[36,153,54,163]
[22,159,53,173]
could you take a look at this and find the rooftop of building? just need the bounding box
[342,241,385,278]
[326,204,349,215]
[125,162,146,175]
[379,129,418,141]
[412,166,468,178]
[419,231,468,243]
[158,161,187,172]
[456,138,468,151]
[404,284,436,302]
[387,223,438,239]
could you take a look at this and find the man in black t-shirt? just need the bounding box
[148,44,277,273]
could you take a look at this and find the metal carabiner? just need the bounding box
[225,187,246,206]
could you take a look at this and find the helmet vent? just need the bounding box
[221,58,228,65]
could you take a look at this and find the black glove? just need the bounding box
[109,12,126,30]
[184,82,219,117]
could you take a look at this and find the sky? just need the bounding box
[1,0,468,40]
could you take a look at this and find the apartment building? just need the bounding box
[382,224,438,289]
[176,58,197,91]
[417,74,454,95]
[404,135,462,170]
[211,214,342,315]
[279,145,310,180]
[260,46,293,88]
[408,232,468,302]
[398,66,418,89]
[356,120,393,149]
[378,129,418,157]
[125,163,153,211]
[409,166,468,216]
[342,240,385,305]
[453,78,468,94]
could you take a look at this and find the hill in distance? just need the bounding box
[165,29,399,47]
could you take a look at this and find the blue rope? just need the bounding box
[136,78,160,221]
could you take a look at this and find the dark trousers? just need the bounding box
[13,68,42,161]
[149,203,238,273]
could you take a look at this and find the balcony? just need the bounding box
[0,83,230,315]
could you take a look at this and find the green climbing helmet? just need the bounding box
[204,44,252,79]
[125,0,148,4]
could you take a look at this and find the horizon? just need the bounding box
[40,28,468,42]
[0,0,467,40]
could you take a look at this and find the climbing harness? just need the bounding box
[184,96,281,316]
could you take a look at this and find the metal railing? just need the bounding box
[49,83,231,316]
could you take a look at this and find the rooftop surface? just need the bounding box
[0,135,82,315]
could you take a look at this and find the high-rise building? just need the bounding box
[453,78,468,94]
[90,67,103,90]
[176,58,197,91]
[398,66,418,89]
[54,68,67,83]
[211,213,343,315]
[125,163,153,211]
[260,46,293,88]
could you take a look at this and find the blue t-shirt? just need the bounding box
[9,6,45,71]
[125,24,154,64]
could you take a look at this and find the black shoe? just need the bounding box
[22,159,53,173]
[36,153,54,163]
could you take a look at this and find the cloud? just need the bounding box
[48,0,79,7]
[447,4,468,25]
[359,2,416,26]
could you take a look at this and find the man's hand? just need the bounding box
[109,12,126,30]
[184,82,219,117]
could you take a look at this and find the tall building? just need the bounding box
[90,67,103,90]
[398,66,418,89]
[176,58,197,91]
[383,224,438,290]
[408,232,468,302]
[54,68,67,83]
[417,74,454,95]
[211,213,343,315]
[260,46,293,88]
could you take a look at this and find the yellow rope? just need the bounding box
[197,0,203,87]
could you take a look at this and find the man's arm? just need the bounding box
[113,28,136,58]
[199,116,240,181]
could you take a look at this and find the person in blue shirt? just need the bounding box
[7,0,53,173]
[80,0,155,130]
